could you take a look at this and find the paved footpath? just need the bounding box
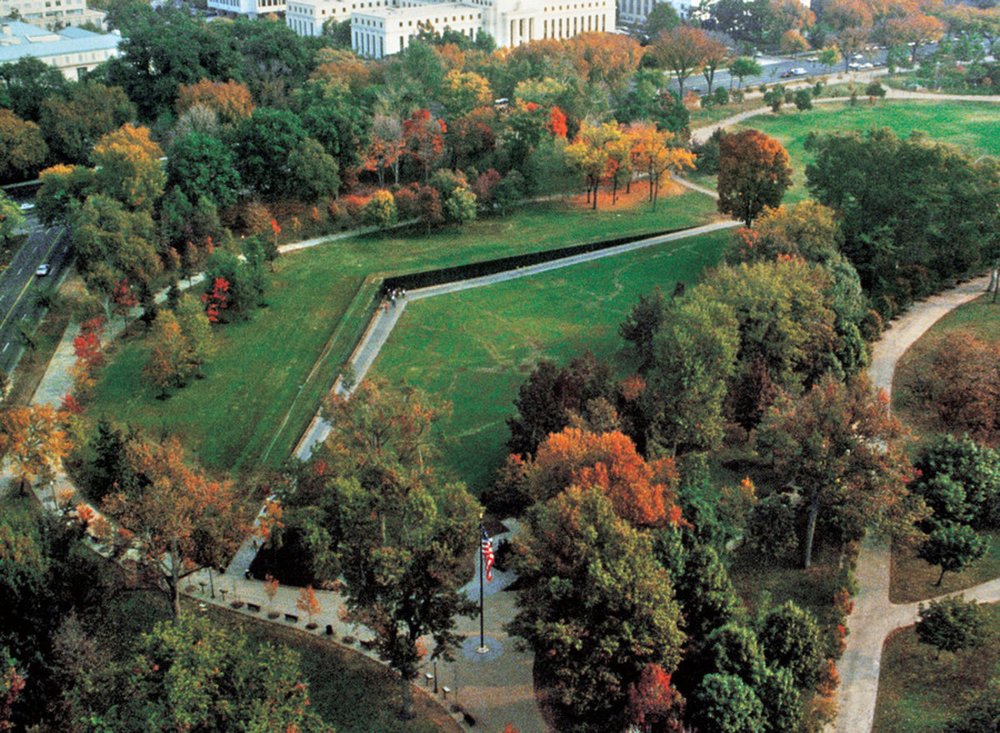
[834,276,998,733]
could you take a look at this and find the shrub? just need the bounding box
[363,189,398,229]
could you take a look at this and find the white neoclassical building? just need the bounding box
[618,0,696,27]
[286,0,616,56]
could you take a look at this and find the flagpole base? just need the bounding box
[476,645,491,654]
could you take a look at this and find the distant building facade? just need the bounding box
[208,0,286,20]
[0,0,105,30]
[618,0,696,27]
[0,20,120,79]
[285,0,616,57]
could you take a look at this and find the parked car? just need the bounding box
[791,67,808,75]
[35,264,51,277]
[806,56,819,62]
[18,202,34,211]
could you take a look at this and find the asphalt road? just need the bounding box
[0,208,71,376]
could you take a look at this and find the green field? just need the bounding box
[873,602,1000,733]
[89,192,719,473]
[371,229,731,492]
[703,100,1000,202]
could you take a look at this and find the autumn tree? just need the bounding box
[144,310,186,397]
[627,122,696,210]
[0,404,71,496]
[365,114,405,187]
[0,110,47,183]
[403,109,447,184]
[511,486,685,732]
[726,200,842,265]
[916,596,984,658]
[110,278,139,330]
[100,436,250,617]
[175,79,255,125]
[441,69,492,117]
[717,129,793,226]
[823,0,874,71]
[627,663,685,733]
[565,122,622,210]
[651,26,710,99]
[755,374,919,568]
[884,12,944,63]
[297,585,322,627]
[699,34,730,96]
[363,190,398,229]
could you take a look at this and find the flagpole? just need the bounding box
[478,523,488,654]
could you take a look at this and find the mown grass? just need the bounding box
[701,100,1000,202]
[88,192,719,474]
[371,229,730,493]
[872,602,1000,733]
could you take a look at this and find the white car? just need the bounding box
[18,202,34,211]
[806,56,819,62]
[791,67,808,75]
[35,264,51,277]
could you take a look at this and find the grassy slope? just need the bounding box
[873,602,1000,733]
[88,192,718,473]
[891,530,1000,604]
[371,229,730,493]
[700,100,1000,202]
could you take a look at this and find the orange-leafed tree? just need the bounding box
[176,79,255,125]
[699,34,729,96]
[569,32,645,98]
[824,0,874,70]
[0,404,71,496]
[366,114,405,187]
[297,585,322,627]
[755,375,922,568]
[717,129,793,226]
[100,437,250,617]
[627,122,695,210]
[91,124,166,211]
[884,13,945,62]
[524,427,682,527]
[264,574,280,616]
[565,122,623,210]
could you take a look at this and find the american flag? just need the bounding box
[481,527,495,583]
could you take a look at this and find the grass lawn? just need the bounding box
[371,228,730,494]
[689,95,768,128]
[890,530,1000,604]
[704,100,1000,202]
[872,602,1000,733]
[893,294,999,442]
[88,191,719,474]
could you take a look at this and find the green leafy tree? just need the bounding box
[288,137,341,203]
[794,88,813,110]
[167,131,242,210]
[697,623,767,687]
[757,601,824,689]
[914,435,1000,529]
[511,486,686,733]
[443,186,478,225]
[114,615,331,731]
[38,81,135,164]
[915,595,984,658]
[233,108,309,199]
[672,542,745,646]
[760,665,803,733]
[690,673,764,733]
[174,294,214,379]
[620,286,667,371]
[644,2,681,37]
[0,57,69,121]
[0,193,24,248]
[918,522,988,586]
[728,56,762,89]
[0,110,47,183]
[296,80,370,175]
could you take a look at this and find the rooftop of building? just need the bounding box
[0,20,120,63]
[353,0,480,19]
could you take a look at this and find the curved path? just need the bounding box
[834,276,997,733]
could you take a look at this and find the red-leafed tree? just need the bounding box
[717,129,793,226]
[100,437,251,617]
[0,652,25,732]
[549,106,569,138]
[297,585,322,628]
[201,277,230,323]
[628,664,685,733]
[110,278,139,329]
[523,427,682,527]
[403,109,446,184]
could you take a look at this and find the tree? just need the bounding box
[296,585,322,627]
[0,194,24,248]
[627,663,684,733]
[884,13,944,63]
[690,674,764,733]
[915,595,984,658]
[696,623,768,688]
[287,137,341,202]
[794,88,814,110]
[34,164,94,227]
[717,129,792,226]
[295,79,370,176]
[520,427,682,528]
[763,84,786,113]
[670,541,745,646]
[913,435,1000,529]
[174,294,214,379]
[0,110,47,183]
[403,109,446,184]
[511,486,685,733]
[620,287,667,371]
[759,666,803,733]
[443,185,477,225]
[823,0,874,71]
[363,190,398,229]
[643,295,739,455]
[700,34,730,97]
[757,601,824,689]
[233,108,309,199]
[644,3,681,38]
[167,132,242,211]
[755,374,918,568]
[175,78,254,125]
[729,56,762,89]
[0,405,71,496]
[101,436,250,617]
[627,122,695,210]
[365,114,405,187]
[115,615,331,731]
[918,522,988,586]
[726,200,842,265]
[651,26,710,99]
[565,122,622,210]
[864,81,886,104]
[38,82,135,164]
[0,57,69,122]
[91,123,167,210]
[144,310,187,396]
[441,69,492,117]
[819,46,842,71]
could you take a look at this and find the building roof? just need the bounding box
[0,20,120,64]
